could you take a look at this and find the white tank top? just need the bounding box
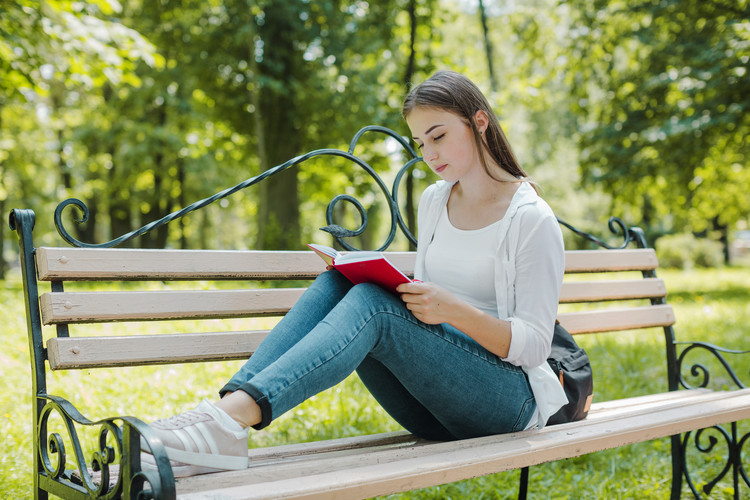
[424,205,501,318]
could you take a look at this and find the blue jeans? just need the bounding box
[220,270,536,441]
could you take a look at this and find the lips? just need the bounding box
[434,164,447,174]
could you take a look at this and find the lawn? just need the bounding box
[1,266,748,499]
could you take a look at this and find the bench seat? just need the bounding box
[176,389,750,499]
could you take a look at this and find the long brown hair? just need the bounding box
[402,70,530,184]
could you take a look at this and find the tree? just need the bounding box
[565,0,750,256]
[0,0,158,270]
[193,0,423,249]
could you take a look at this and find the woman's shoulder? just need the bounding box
[419,180,453,207]
[511,183,556,220]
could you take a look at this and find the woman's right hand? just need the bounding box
[397,281,459,325]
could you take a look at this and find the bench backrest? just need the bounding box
[32,246,675,378]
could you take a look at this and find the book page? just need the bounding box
[307,243,338,267]
[334,251,384,264]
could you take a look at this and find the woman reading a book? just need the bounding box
[142,70,567,477]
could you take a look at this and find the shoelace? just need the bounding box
[153,410,209,428]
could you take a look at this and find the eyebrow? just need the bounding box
[412,124,444,141]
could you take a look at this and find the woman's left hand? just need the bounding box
[396,281,458,325]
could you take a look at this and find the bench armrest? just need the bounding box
[37,395,176,499]
[675,341,749,390]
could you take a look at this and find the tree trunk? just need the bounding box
[51,86,98,244]
[177,157,187,249]
[142,104,171,249]
[478,0,497,92]
[713,217,730,265]
[255,4,302,250]
[108,147,133,248]
[403,0,418,250]
[257,104,301,250]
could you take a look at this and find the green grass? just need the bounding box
[1,267,748,499]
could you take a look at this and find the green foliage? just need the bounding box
[656,232,725,269]
[564,0,750,247]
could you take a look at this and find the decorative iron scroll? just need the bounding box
[37,395,175,499]
[53,124,640,252]
[680,423,749,498]
[675,341,748,498]
[676,341,749,391]
[556,215,637,250]
[54,125,421,251]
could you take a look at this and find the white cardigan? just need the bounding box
[414,180,568,428]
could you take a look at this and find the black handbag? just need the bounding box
[546,321,594,425]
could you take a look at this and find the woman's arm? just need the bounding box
[397,281,513,358]
[502,212,565,368]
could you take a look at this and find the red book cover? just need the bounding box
[307,244,411,293]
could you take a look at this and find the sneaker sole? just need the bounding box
[140,437,248,471]
[141,453,226,478]
[163,445,248,470]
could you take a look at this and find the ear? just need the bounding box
[472,110,490,134]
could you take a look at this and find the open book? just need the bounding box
[307,243,412,293]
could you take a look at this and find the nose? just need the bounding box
[422,145,438,163]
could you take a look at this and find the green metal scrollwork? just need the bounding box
[53,125,421,251]
[556,215,636,249]
[36,395,176,500]
[674,342,749,498]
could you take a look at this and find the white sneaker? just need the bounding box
[141,400,249,477]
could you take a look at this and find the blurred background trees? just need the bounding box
[2,0,749,277]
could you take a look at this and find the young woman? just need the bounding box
[142,70,567,477]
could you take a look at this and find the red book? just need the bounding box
[307,243,412,293]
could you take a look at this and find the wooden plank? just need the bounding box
[46,331,270,370]
[37,247,659,280]
[557,304,675,334]
[564,249,658,273]
[42,302,674,368]
[40,289,306,325]
[35,247,416,281]
[559,278,666,303]
[175,389,750,499]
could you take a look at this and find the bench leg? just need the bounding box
[670,434,684,500]
[518,466,529,500]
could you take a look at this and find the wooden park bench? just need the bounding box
[9,126,749,499]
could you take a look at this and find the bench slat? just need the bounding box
[175,389,750,499]
[46,304,675,369]
[559,278,666,302]
[35,247,658,281]
[35,247,416,281]
[40,289,306,325]
[46,331,269,370]
[558,304,675,334]
[564,248,658,272]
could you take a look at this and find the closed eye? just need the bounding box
[433,133,445,142]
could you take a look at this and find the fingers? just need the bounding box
[397,282,445,324]
[396,280,426,294]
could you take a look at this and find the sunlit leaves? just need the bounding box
[565,0,750,244]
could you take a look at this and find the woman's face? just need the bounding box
[406,107,480,183]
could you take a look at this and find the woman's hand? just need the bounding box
[398,280,513,358]
[396,281,458,325]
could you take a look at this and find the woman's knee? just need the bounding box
[311,269,353,294]
[345,282,399,306]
